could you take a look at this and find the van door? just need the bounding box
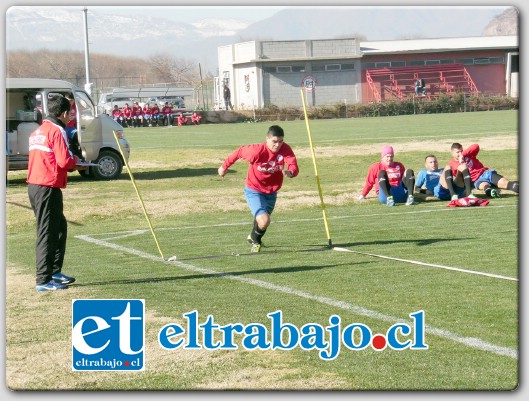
[74,90,102,161]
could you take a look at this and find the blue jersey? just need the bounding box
[416,168,443,193]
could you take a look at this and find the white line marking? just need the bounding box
[332,247,518,281]
[75,234,517,359]
[82,204,516,237]
[80,205,518,282]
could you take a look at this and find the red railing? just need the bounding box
[365,64,479,102]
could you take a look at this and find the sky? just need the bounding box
[7,1,515,24]
[90,5,287,23]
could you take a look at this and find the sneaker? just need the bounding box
[52,272,76,285]
[386,196,395,207]
[247,234,262,252]
[490,188,501,198]
[247,234,264,247]
[36,280,68,292]
[406,195,415,206]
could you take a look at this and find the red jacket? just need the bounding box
[162,105,173,115]
[26,119,78,188]
[447,144,488,182]
[67,104,77,128]
[222,142,299,194]
[361,161,406,197]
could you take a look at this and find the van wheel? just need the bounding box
[91,150,123,180]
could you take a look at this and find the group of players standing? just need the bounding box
[111,101,202,128]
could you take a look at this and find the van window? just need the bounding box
[76,91,95,119]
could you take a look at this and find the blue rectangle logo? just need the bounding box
[72,299,145,371]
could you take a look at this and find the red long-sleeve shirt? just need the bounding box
[222,142,299,194]
[26,119,78,188]
[447,144,488,182]
[361,161,406,197]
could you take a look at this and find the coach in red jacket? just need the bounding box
[27,94,80,291]
[218,125,299,253]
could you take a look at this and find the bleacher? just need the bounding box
[365,64,479,102]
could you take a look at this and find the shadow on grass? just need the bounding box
[5,167,236,186]
[335,237,475,247]
[75,260,371,288]
[132,167,222,180]
[6,174,94,187]
[6,201,84,226]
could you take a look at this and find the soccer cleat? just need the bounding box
[406,195,415,206]
[451,194,459,201]
[386,196,395,207]
[467,193,477,199]
[490,188,501,198]
[52,272,76,285]
[247,234,262,252]
[36,280,68,292]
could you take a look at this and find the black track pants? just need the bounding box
[28,184,67,285]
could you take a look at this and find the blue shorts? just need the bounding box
[473,169,496,189]
[244,187,277,218]
[436,184,465,200]
[378,183,408,204]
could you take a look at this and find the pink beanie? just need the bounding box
[381,145,394,158]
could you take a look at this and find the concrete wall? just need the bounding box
[263,60,362,107]
[219,39,363,108]
[311,39,359,57]
[261,41,307,58]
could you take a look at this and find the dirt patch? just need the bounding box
[5,264,347,390]
[293,135,518,159]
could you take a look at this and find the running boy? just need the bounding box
[218,125,299,252]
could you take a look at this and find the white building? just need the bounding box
[216,38,362,110]
[215,36,518,109]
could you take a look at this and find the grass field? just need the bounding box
[5,110,519,390]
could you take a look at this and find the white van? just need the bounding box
[6,78,130,180]
[145,96,186,109]
[97,93,134,115]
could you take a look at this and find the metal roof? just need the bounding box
[6,78,77,90]
[360,35,518,55]
[111,87,194,98]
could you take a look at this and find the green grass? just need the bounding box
[5,111,518,390]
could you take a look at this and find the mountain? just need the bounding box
[236,7,511,41]
[482,7,519,36]
[6,6,514,73]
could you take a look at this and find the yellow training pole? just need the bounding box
[112,130,165,260]
[300,89,333,248]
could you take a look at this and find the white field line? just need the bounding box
[96,204,516,240]
[75,234,517,360]
[95,206,518,282]
[332,247,517,282]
